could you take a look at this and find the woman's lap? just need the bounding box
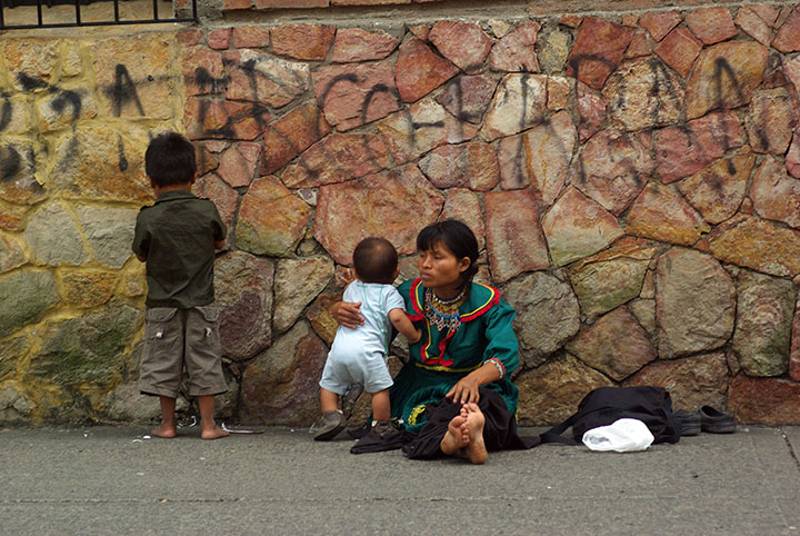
[402,386,538,459]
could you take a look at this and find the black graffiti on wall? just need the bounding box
[0,145,22,182]
[106,64,146,118]
[0,64,180,182]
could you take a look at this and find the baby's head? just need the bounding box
[145,131,196,189]
[353,237,399,285]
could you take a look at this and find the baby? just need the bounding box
[315,237,420,441]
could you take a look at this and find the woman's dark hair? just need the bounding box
[353,237,398,284]
[416,219,479,283]
[145,132,197,186]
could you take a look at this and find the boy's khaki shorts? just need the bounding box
[139,305,228,398]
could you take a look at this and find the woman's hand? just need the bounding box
[330,301,364,329]
[446,375,481,404]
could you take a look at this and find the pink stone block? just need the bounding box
[638,10,682,41]
[208,28,232,50]
[686,7,737,45]
[655,27,703,78]
[773,7,800,52]
[231,26,270,48]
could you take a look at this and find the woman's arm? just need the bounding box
[445,299,520,404]
[329,301,364,329]
[328,268,365,329]
[445,362,501,404]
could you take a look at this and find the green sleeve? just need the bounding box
[132,211,150,259]
[397,279,413,309]
[481,298,520,377]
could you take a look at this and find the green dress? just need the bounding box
[390,278,521,433]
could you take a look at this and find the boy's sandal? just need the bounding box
[699,405,736,434]
[221,423,265,434]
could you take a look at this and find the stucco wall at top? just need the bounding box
[2,2,800,426]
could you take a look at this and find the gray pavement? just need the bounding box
[1,425,799,535]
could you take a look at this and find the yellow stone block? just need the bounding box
[35,85,98,133]
[58,269,117,309]
[93,34,179,120]
[0,43,10,91]
[118,263,146,298]
[1,95,33,135]
[3,39,60,91]
[47,125,153,203]
[60,43,84,79]
[0,136,47,206]
[0,201,30,232]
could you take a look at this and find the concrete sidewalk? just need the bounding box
[0,425,798,536]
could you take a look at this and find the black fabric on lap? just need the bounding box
[401,386,540,460]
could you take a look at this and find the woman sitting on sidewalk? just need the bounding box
[332,219,536,463]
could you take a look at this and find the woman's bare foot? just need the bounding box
[150,423,177,439]
[440,409,471,456]
[464,403,488,465]
[200,425,230,440]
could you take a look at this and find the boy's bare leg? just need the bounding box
[371,389,391,422]
[152,396,177,438]
[440,405,470,456]
[197,395,229,440]
[320,388,340,414]
[464,402,488,465]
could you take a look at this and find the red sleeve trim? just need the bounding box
[407,278,425,321]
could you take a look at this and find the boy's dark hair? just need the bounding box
[416,219,480,282]
[353,237,398,285]
[145,132,197,186]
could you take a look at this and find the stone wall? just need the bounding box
[2,2,800,426]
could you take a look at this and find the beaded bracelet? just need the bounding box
[484,357,506,379]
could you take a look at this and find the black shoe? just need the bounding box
[699,406,736,434]
[350,420,404,454]
[345,420,371,440]
[674,409,701,436]
[312,411,346,441]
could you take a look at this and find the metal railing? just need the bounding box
[0,0,197,30]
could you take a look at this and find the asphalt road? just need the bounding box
[1,425,799,535]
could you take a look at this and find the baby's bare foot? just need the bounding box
[150,423,177,439]
[464,403,488,465]
[441,414,470,456]
[200,426,230,440]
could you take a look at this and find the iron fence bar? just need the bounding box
[0,0,197,30]
[2,18,193,30]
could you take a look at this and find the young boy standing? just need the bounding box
[132,132,229,440]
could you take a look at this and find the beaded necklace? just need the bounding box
[424,286,467,332]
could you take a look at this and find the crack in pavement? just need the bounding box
[780,427,800,474]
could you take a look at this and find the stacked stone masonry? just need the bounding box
[223,0,444,9]
[2,1,800,426]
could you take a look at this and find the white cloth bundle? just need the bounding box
[581,418,654,453]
